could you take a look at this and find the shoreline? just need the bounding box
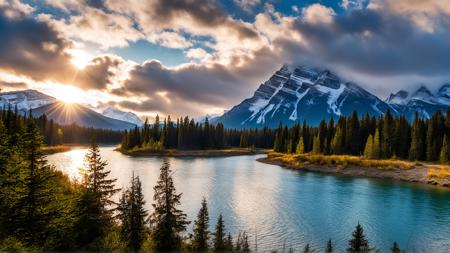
[258,153,450,188]
[116,147,270,157]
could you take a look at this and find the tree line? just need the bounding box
[1,106,122,145]
[274,109,450,163]
[121,116,275,151]
[0,114,404,252]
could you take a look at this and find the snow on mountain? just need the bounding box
[213,65,390,128]
[386,84,450,119]
[0,89,56,112]
[102,107,143,126]
[385,90,409,105]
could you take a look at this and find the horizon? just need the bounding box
[1,0,450,120]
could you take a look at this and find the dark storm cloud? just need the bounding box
[291,8,450,77]
[117,61,244,106]
[0,7,73,81]
[134,0,259,39]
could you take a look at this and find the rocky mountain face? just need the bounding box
[386,84,450,120]
[214,65,391,128]
[0,89,56,112]
[102,107,144,126]
[214,65,450,128]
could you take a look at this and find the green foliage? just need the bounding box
[296,136,305,154]
[312,133,321,154]
[150,159,189,251]
[122,116,262,151]
[440,135,450,164]
[117,175,148,252]
[213,214,226,252]
[192,197,210,252]
[391,241,401,253]
[74,142,120,250]
[326,239,334,253]
[347,223,370,253]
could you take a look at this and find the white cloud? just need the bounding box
[302,4,336,24]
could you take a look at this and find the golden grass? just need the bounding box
[267,152,415,170]
[42,145,72,155]
[428,165,450,181]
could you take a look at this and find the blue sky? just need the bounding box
[0,0,449,118]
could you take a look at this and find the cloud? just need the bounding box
[302,4,336,25]
[0,80,27,90]
[0,5,74,82]
[234,0,261,13]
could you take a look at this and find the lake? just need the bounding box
[47,146,450,252]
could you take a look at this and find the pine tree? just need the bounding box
[440,135,450,164]
[347,223,370,253]
[409,113,425,161]
[312,134,321,154]
[372,129,381,159]
[224,233,234,252]
[213,214,226,252]
[117,175,148,252]
[331,126,344,154]
[326,239,333,253]
[192,197,210,252]
[391,242,400,253]
[303,243,311,253]
[75,141,119,248]
[16,118,59,246]
[296,136,305,154]
[363,134,374,159]
[150,159,189,251]
[241,231,250,253]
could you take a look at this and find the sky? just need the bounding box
[1,0,450,120]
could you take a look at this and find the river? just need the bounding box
[47,146,450,252]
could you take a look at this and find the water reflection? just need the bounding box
[47,147,450,252]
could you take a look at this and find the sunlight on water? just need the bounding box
[55,149,87,181]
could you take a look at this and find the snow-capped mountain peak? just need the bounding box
[213,64,390,127]
[102,107,143,126]
[437,83,450,99]
[0,89,56,112]
[386,90,409,105]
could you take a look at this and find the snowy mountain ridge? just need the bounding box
[102,107,144,126]
[213,65,450,128]
[0,89,56,111]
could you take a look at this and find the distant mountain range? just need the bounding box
[0,89,141,130]
[213,65,450,128]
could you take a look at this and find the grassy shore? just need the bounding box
[259,152,450,187]
[116,146,269,157]
[42,145,73,155]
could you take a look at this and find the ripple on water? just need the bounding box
[47,147,450,253]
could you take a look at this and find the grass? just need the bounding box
[42,145,73,155]
[116,146,268,157]
[267,152,416,170]
[428,165,450,181]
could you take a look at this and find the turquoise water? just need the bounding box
[47,146,450,252]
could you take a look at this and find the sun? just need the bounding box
[69,49,92,70]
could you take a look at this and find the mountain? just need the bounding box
[102,107,144,126]
[0,89,56,112]
[386,85,450,119]
[32,102,136,130]
[195,113,220,123]
[213,65,391,128]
